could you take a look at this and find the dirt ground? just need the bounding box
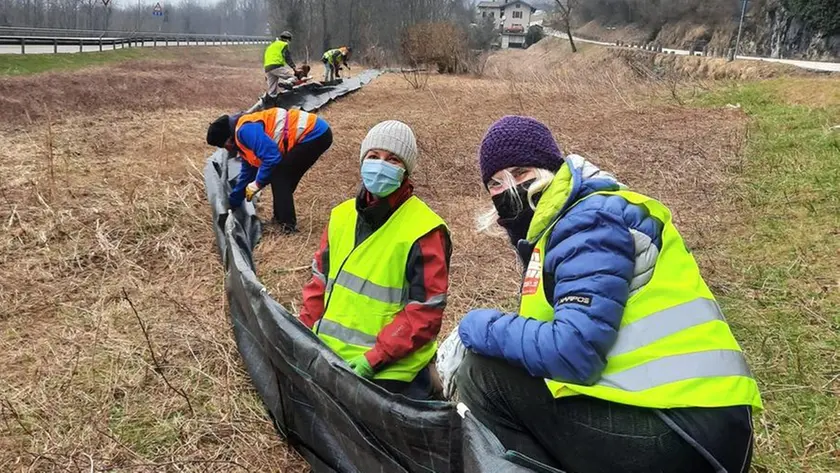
[0,45,750,471]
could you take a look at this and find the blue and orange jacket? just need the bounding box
[229,108,330,208]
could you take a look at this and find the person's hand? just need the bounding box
[437,327,469,400]
[245,181,261,201]
[348,355,375,379]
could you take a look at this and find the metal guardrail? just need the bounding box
[0,26,271,54]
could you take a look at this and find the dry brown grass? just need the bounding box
[0,46,267,127]
[257,70,747,339]
[0,48,308,472]
[1,42,749,471]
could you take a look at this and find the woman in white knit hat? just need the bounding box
[297,120,451,399]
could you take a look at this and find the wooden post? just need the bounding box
[99,38,103,51]
[53,38,58,54]
[79,39,83,52]
[20,38,25,54]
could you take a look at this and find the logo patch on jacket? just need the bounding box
[557,295,592,307]
[521,248,542,296]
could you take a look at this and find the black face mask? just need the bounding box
[492,179,539,246]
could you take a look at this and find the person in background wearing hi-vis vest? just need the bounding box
[205,107,333,234]
[322,46,351,82]
[298,121,451,400]
[436,116,762,472]
[264,31,297,98]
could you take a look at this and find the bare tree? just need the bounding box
[553,0,577,52]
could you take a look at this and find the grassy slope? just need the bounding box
[698,78,840,472]
[0,48,165,76]
[0,44,262,76]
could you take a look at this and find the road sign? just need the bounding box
[152,2,163,16]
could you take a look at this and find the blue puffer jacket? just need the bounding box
[459,155,664,385]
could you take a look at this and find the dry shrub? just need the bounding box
[464,50,491,77]
[358,44,389,69]
[401,22,468,74]
[401,67,431,90]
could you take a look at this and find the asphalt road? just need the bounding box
[0,39,248,55]
[543,28,840,73]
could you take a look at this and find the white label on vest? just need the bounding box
[522,248,542,295]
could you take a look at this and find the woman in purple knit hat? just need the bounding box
[444,116,761,472]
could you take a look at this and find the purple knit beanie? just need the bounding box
[479,116,564,185]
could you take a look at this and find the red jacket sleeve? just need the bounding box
[299,225,329,328]
[364,226,451,370]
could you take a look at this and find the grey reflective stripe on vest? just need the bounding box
[329,270,404,304]
[598,349,751,392]
[316,318,377,347]
[610,298,726,357]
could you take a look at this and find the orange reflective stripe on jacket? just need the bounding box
[234,108,278,167]
[234,108,318,168]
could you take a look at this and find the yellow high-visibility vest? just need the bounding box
[520,186,763,410]
[322,48,344,65]
[264,40,288,68]
[315,196,447,381]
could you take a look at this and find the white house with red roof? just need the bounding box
[477,0,538,49]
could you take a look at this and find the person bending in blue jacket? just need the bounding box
[448,116,762,473]
[206,107,332,233]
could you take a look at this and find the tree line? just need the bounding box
[1,0,480,61]
[267,0,474,63]
[0,0,268,36]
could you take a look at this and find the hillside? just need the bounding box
[571,0,840,61]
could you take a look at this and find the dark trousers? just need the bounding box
[457,353,753,473]
[373,366,434,401]
[268,129,333,228]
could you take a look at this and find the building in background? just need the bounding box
[476,1,537,49]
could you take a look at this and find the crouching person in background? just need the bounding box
[298,120,451,400]
[206,107,333,234]
[441,116,762,472]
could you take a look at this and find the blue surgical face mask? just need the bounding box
[361,159,405,197]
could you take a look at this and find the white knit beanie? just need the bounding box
[359,120,419,175]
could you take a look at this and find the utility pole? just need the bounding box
[734,0,748,59]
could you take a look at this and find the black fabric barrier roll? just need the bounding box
[203,80,544,472]
[246,69,383,114]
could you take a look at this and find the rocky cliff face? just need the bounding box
[692,0,839,60]
[759,0,840,60]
